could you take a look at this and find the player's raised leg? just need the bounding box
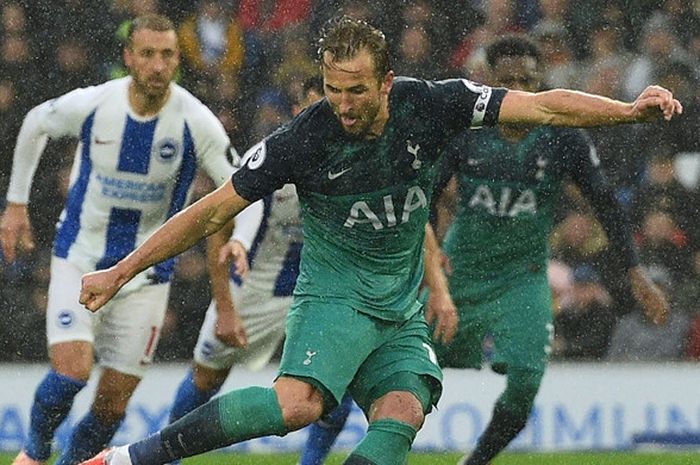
[88,376,320,465]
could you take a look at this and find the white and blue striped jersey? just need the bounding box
[233,183,302,297]
[6,76,235,287]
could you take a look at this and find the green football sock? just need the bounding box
[463,401,528,465]
[465,365,543,465]
[463,367,542,465]
[499,367,541,418]
[345,419,417,465]
[145,386,288,462]
[217,386,288,441]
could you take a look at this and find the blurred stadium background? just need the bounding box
[0,0,699,463]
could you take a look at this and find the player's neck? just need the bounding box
[366,98,390,139]
[128,82,170,117]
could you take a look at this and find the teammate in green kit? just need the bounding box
[78,18,680,465]
[430,35,670,465]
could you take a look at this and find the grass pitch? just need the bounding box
[2,451,699,464]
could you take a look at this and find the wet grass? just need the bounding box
[1,451,699,464]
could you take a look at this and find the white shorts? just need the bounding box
[46,257,170,377]
[193,282,290,371]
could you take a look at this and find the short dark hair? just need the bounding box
[126,14,176,49]
[485,34,541,70]
[317,16,390,80]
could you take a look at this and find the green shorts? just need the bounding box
[278,299,443,415]
[433,272,553,375]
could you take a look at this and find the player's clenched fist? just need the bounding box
[79,268,124,312]
[632,84,683,122]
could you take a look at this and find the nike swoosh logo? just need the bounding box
[328,167,351,180]
[94,137,116,145]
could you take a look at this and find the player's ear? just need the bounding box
[380,70,394,96]
[123,46,132,69]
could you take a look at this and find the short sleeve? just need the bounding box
[231,133,293,202]
[426,79,507,132]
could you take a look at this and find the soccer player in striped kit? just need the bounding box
[0,15,241,465]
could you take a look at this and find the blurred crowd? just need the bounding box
[1,0,700,363]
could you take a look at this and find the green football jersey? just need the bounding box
[439,126,597,299]
[232,77,506,321]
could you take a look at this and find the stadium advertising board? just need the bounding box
[0,363,698,452]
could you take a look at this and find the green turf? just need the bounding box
[2,451,699,465]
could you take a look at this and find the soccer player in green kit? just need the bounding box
[77,17,680,465]
[298,34,673,465]
[430,35,670,465]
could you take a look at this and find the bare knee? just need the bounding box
[50,341,93,382]
[192,363,229,392]
[273,376,324,430]
[369,391,425,430]
[91,368,141,424]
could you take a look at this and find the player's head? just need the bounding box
[317,16,394,137]
[124,14,179,100]
[485,34,542,92]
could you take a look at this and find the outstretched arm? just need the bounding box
[498,85,682,127]
[80,181,250,311]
